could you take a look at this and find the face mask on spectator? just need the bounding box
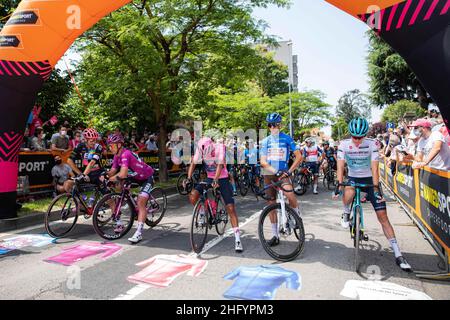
[413,128,423,137]
[60,130,67,136]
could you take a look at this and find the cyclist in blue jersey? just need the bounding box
[333,118,411,272]
[260,112,303,247]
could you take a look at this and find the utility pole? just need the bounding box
[287,41,293,138]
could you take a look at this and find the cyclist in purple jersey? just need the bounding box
[106,133,155,244]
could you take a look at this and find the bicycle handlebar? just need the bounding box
[336,182,379,188]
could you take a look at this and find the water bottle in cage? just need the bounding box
[87,196,95,208]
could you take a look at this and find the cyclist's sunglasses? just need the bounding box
[268,123,281,128]
[351,136,365,140]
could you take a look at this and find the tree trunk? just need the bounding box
[158,120,169,182]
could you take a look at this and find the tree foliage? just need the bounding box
[381,100,426,124]
[367,31,431,109]
[335,89,371,123]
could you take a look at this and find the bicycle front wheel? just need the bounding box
[92,193,135,240]
[145,187,167,227]
[239,175,249,196]
[176,173,192,195]
[190,200,209,253]
[327,170,336,190]
[258,203,305,262]
[294,173,308,196]
[45,193,79,238]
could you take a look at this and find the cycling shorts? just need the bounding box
[305,162,319,176]
[133,176,155,198]
[194,178,235,205]
[263,175,293,200]
[348,177,386,212]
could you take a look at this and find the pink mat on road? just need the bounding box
[44,242,122,266]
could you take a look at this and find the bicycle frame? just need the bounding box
[351,186,365,236]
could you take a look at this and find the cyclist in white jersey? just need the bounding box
[333,118,412,272]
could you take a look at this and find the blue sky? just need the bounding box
[252,0,383,132]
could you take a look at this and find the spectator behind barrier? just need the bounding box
[30,127,48,151]
[146,135,158,152]
[51,155,74,194]
[410,118,450,171]
[70,130,82,149]
[51,125,71,152]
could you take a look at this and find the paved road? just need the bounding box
[0,183,449,300]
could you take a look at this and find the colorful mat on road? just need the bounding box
[223,265,301,300]
[0,234,56,255]
[44,242,122,266]
[127,254,208,288]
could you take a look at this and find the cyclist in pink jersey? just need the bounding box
[186,129,244,253]
[106,133,155,244]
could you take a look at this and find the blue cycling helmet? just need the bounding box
[266,112,282,124]
[348,118,369,137]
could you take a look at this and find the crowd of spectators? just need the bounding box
[19,122,182,154]
[373,105,450,173]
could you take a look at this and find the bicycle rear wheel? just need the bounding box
[92,193,135,240]
[190,200,209,253]
[353,206,362,272]
[145,187,167,227]
[45,193,79,238]
[258,203,305,262]
[214,195,228,235]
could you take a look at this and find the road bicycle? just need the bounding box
[45,174,109,238]
[92,177,167,240]
[257,178,305,262]
[293,163,313,196]
[336,181,381,272]
[322,161,337,190]
[190,182,229,253]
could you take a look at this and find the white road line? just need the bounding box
[113,209,262,300]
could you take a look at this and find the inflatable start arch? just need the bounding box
[0,0,449,218]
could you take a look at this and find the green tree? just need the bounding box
[255,50,289,97]
[331,117,349,141]
[74,0,290,181]
[381,100,426,124]
[336,89,371,123]
[0,1,20,29]
[272,90,331,140]
[36,69,73,124]
[367,31,431,109]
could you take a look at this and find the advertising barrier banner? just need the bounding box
[17,150,182,192]
[418,168,450,251]
[394,162,417,214]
